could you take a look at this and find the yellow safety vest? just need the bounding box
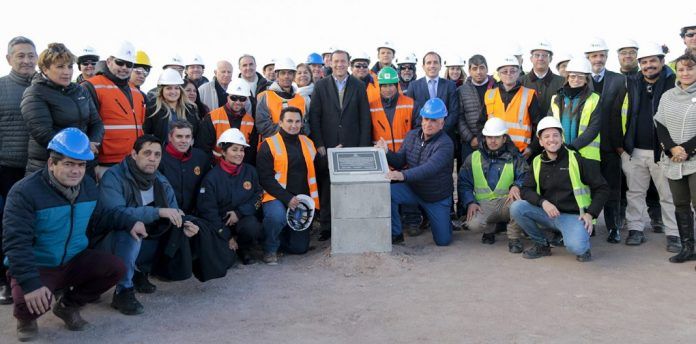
[471,151,514,201]
[550,92,601,161]
[533,149,592,215]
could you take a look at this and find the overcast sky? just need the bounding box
[2,0,692,91]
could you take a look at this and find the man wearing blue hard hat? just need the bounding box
[306,52,324,83]
[376,98,455,246]
[3,128,131,341]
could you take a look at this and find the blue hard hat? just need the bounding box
[419,98,448,119]
[48,128,94,161]
[306,53,324,65]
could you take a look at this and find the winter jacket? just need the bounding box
[195,105,258,165]
[3,168,135,293]
[255,82,309,139]
[548,84,602,153]
[457,82,482,144]
[520,70,565,120]
[159,147,211,214]
[257,129,313,205]
[0,70,33,168]
[387,128,454,202]
[654,81,696,180]
[21,73,103,172]
[588,70,626,151]
[459,138,528,207]
[144,103,200,143]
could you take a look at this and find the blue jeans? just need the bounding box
[262,200,310,255]
[510,200,590,255]
[391,183,452,246]
[97,230,158,291]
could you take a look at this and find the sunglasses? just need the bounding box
[229,95,247,102]
[81,61,97,66]
[685,32,696,38]
[353,64,368,69]
[133,68,149,77]
[400,65,415,71]
[113,59,134,68]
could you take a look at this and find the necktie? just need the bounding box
[593,75,601,83]
[428,79,436,99]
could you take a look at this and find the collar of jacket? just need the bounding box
[381,93,398,109]
[223,102,246,118]
[279,128,300,143]
[419,128,445,143]
[9,69,34,86]
[33,72,77,93]
[165,142,192,162]
[496,80,522,94]
[541,145,568,162]
[371,62,396,75]
[480,136,517,160]
[268,81,297,98]
[100,68,130,87]
[559,83,589,99]
[675,80,696,95]
[528,69,555,84]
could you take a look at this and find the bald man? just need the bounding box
[199,60,234,111]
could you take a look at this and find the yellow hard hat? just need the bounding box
[135,50,151,67]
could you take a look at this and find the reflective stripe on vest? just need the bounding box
[550,92,601,161]
[209,107,254,158]
[369,95,414,152]
[621,94,628,136]
[471,151,514,201]
[533,150,592,215]
[259,91,306,124]
[484,87,534,152]
[261,133,320,209]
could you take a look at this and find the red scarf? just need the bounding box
[166,142,192,162]
[219,159,242,176]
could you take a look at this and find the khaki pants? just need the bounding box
[465,197,523,240]
[622,149,678,236]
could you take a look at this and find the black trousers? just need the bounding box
[315,154,332,232]
[0,166,26,285]
[601,151,623,231]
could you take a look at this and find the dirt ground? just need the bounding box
[1,218,696,344]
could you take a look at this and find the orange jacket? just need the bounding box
[261,133,319,209]
[484,87,535,152]
[369,95,414,152]
[208,106,254,159]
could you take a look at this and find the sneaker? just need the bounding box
[549,232,564,247]
[111,288,144,315]
[391,234,405,245]
[666,235,682,253]
[16,319,38,342]
[576,249,592,262]
[52,299,89,331]
[508,239,523,254]
[651,218,665,233]
[263,253,279,265]
[481,233,495,245]
[522,243,551,259]
[625,230,646,246]
[133,271,156,294]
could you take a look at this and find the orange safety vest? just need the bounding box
[261,133,320,209]
[208,106,254,158]
[257,90,306,123]
[484,87,535,152]
[369,95,413,152]
[89,75,145,164]
[366,79,381,104]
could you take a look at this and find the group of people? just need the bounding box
[1,16,695,341]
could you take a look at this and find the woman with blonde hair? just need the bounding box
[144,68,200,142]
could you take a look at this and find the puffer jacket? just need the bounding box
[144,103,200,143]
[21,73,103,172]
[0,70,33,168]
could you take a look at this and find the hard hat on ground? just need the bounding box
[377,67,399,84]
[217,128,249,147]
[226,78,251,97]
[420,98,448,119]
[158,68,184,85]
[48,128,94,161]
[536,116,563,136]
[286,194,315,231]
[481,117,508,136]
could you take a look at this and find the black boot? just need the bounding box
[133,271,156,294]
[669,211,695,263]
[0,283,13,305]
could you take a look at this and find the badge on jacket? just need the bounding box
[194,166,201,175]
[243,181,252,190]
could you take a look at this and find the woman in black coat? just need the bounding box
[21,43,103,173]
[144,68,200,143]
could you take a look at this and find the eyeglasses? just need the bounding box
[81,61,97,66]
[229,95,247,102]
[532,53,550,59]
[498,68,519,75]
[567,73,587,80]
[684,32,696,38]
[353,64,368,69]
[619,50,637,57]
[132,68,149,76]
[113,59,134,68]
[399,65,415,71]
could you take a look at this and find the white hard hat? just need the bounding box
[111,41,136,63]
[555,53,572,68]
[513,43,524,56]
[396,53,417,65]
[565,58,592,74]
[536,116,563,136]
[163,54,185,68]
[636,42,665,60]
[680,13,696,31]
[496,55,520,71]
[79,46,99,58]
[286,194,315,231]
[481,117,508,137]
[217,128,249,147]
[226,78,251,97]
[529,39,553,54]
[186,54,205,67]
[585,37,609,53]
[351,51,371,63]
[444,55,465,67]
[615,38,639,52]
[377,40,395,52]
[157,68,184,85]
[262,58,276,69]
[274,57,296,72]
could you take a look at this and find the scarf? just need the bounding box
[166,142,192,162]
[224,103,246,120]
[47,169,81,203]
[126,156,157,191]
[219,159,242,176]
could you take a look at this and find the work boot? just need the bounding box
[16,319,38,342]
[522,243,551,259]
[405,223,423,237]
[391,234,405,245]
[262,252,279,265]
[666,235,682,253]
[625,230,646,246]
[508,239,523,254]
[576,249,592,262]
[481,233,495,245]
[52,299,89,331]
[606,228,621,244]
[649,206,664,233]
[0,283,13,305]
[111,288,144,315]
[549,231,564,247]
[670,211,696,263]
[133,271,156,294]
[318,230,331,241]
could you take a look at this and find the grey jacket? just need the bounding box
[456,82,482,144]
[0,70,33,168]
[654,82,696,180]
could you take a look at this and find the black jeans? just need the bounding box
[601,151,622,231]
[668,173,696,215]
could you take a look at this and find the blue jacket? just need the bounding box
[458,138,528,207]
[98,159,178,234]
[387,128,453,202]
[3,168,135,293]
[407,77,460,133]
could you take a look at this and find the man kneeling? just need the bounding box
[510,117,608,262]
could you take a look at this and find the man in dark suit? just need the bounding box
[309,49,372,241]
[408,51,459,133]
[584,37,628,244]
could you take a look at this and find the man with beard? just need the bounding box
[256,57,308,139]
[396,53,417,96]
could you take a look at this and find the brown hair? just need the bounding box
[38,43,76,72]
[675,52,696,69]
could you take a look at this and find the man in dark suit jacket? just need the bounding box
[309,49,372,240]
[408,52,459,133]
[585,38,628,244]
